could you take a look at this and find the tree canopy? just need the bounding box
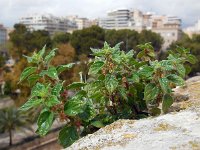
[71,25,105,56]
[9,24,52,59]
[105,29,140,51]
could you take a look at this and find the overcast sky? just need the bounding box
[0,0,199,28]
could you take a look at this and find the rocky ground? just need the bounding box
[66,76,200,150]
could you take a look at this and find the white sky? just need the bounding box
[0,0,199,27]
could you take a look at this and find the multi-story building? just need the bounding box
[0,24,7,53]
[19,14,77,35]
[184,19,200,37]
[99,9,135,30]
[99,9,182,50]
[150,16,182,50]
[66,15,93,30]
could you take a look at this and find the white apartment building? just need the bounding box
[99,9,182,50]
[99,9,136,30]
[66,15,93,30]
[19,14,77,35]
[0,24,7,53]
[184,19,200,37]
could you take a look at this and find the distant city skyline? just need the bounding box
[0,0,199,28]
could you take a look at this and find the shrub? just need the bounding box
[19,43,196,148]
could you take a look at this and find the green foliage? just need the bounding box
[52,32,71,46]
[0,55,5,67]
[167,33,200,76]
[139,30,163,51]
[19,42,196,148]
[71,26,105,56]
[58,126,79,148]
[105,29,140,51]
[9,24,52,59]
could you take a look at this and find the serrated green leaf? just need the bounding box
[105,74,118,93]
[138,66,154,78]
[36,111,54,136]
[89,61,104,75]
[51,82,63,96]
[45,95,60,107]
[27,74,40,86]
[131,72,139,83]
[38,45,46,58]
[71,90,87,100]
[40,67,58,80]
[90,48,104,56]
[64,99,86,116]
[162,94,173,113]
[184,64,192,75]
[137,51,145,59]
[57,63,75,74]
[187,54,197,64]
[67,82,87,90]
[19,67,37,83]
[119,86,127,100]
[23,55,33,63]
[44,48,57,64]
[31,83,49,98]
[144,83,159,101]
[79,104,96,122]
[148,51,156,58]
[19,98,42,111]
[176,64,185,77]
[160,60,174,71]
[91,121,104,128]
[159,77,171,93]
[126,50,134,58]
[167,74,185,86]
[58,126,79,148]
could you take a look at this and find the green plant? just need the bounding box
[19,43,196,148]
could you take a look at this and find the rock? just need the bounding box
[65,76,200,150]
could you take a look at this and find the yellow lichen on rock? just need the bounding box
[154,123,176,131]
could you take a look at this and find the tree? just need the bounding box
[105,29,140,51]
[139,30,163,51]
[52,32,71,46]
[0,55,5,67]
[9,24,52,59]
[0,107,31,146]
[4,58,31,106]
[25,30,52,51]
[71,26,105,56]
[8,24,28,59]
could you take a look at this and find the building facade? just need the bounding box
[19,14,77,35]
[184,19,200,37]
[150,16,182,50]
[99,9,138,30]
[99,9,182,50]
[66,15,94,30]
[0,24,7,53]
